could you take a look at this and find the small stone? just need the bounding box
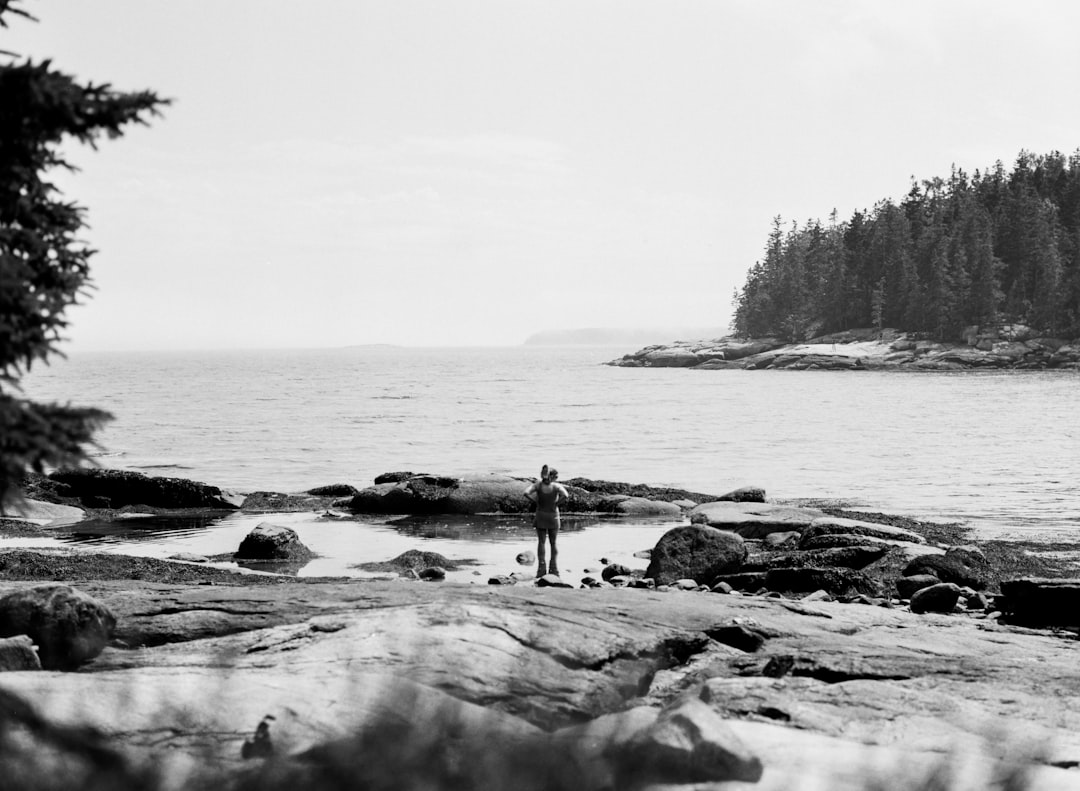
[602,563,632,581]
[418,567,446,581]
[536,574,573,588]
[515,551,535,566]
[801,589,831,602]
[712,581,735,594]
[674,578,699,590]
[488,575,516,586]
[910,582,963,614]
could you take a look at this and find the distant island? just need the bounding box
[524,327,728,346]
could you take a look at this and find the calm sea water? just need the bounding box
[13,345,1080,579]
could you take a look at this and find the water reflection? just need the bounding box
[29,511,685,581]
[385,514,603,541]
[53,514,217,546]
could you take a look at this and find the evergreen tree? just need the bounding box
[0,2,167,505]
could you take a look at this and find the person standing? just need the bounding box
[523,464,569,577]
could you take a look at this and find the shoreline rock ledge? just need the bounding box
[607,325,1080,371]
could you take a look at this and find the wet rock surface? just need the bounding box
[47,468,239,510]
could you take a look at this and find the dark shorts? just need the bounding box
[534,511,560,532]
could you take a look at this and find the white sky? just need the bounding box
[6,0,1080,350]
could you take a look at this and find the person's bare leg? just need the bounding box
[536,531,547,576]
[548,532,559,576]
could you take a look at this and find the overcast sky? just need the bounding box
[8,1,1080,350]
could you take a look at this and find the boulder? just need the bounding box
[909,582,962,614]
[645,526,747,586]
[0,584,115,670]
[235,523,314,561]
[688,502,825,538]
[418,567,446,582]
[0,634,41,671]
[997,578,1080,626]
[903,546,991,590]
[354,550,460,574]
[47,469,238,510]
[717,486,766,503]
[347,474,534,515]
[896,574,941,599]
[306,483,359,497]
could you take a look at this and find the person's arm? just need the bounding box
[556,483,570,504]
[523,482,537,501]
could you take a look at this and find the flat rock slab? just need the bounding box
[689,502,825,537]
[5,498,86,525]
[802,516,927,545]
[1,578,1080,787]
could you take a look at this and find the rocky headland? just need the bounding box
[1,467,1079,790]
[607,325,1080,371]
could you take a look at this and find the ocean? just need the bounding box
[12,345,1080,580]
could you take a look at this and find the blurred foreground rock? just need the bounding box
[0,574,1077,789]
[0,584,115,670]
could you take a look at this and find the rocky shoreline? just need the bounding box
[2,468,1080,789]
[607,325,1080,371]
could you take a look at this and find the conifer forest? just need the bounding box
[732,151,1080,342]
